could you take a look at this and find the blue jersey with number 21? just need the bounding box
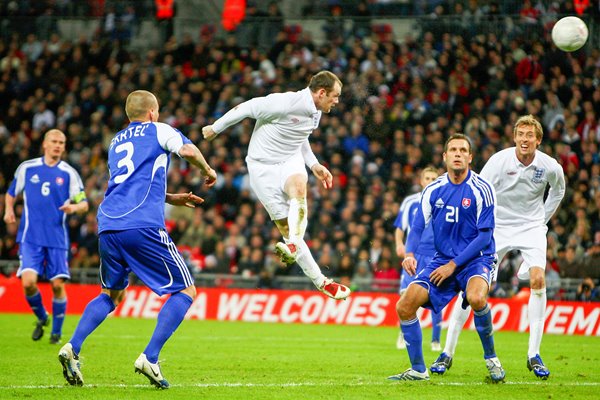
[409,170,496,265]
[97,121,191,233]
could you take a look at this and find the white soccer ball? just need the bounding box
[551,16,588,52]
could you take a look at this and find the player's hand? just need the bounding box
[203,167,217,187]
[202,125,218,141]
[59,202,77,215]
[311,164,333,189]
[166,192,204,208]
[3,210,16,224]
[402,255,417,276]
[430,260,457,286]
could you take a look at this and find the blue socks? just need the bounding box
[401,317,426,373]
[26,291,48,322]
[51,297,67,336]
[70,293,115,354]
[431,310,442,343]
[473,304,496,359]
[144,292,193,363]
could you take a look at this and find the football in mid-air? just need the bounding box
[551,16,588,52]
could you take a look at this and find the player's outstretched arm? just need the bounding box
[166,192,204,208]
[201,125,218,141]
[178,143,217,187]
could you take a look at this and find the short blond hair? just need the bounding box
[514,114,543,141]
[125,90,158,121]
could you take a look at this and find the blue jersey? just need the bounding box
[97,121,191,233]
[408,171,496,265]
[8,157,86,249]
[394,192,435,256]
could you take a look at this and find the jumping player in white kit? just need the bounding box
[202,70,350,300]
[431,115,565,380]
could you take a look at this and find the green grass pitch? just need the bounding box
[0,313,598,399]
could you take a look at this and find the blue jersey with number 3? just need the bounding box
[411,170,496,262]
[97,121,191,233]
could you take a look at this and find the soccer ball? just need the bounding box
[551,16,588,52]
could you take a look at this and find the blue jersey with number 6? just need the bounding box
[411,170,496,262]
[97,121,191,233]
[7,158,86,249]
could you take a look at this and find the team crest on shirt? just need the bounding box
[461,198,471,209]
[56,177,64,186]
[291,117,299,123]
[30,174,40,184]
[532,167,545,184]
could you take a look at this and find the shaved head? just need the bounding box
[125,90,159,122]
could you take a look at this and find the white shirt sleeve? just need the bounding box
[301,139,318,169]
[156,122,184,154]
[544,161,566,224]
[212,94,288,134]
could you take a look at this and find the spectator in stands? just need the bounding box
[576,277,600,302]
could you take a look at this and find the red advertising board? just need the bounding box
[1,278,599,336]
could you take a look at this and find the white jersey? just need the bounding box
[480,147,565,230]
[212,88,319,167]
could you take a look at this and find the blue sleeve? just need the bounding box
[7,178,16,197]
[453,228,493,266]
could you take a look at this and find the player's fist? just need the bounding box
[202,125,218,141]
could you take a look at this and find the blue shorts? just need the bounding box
[17,242,70,280]
[400,252,433,293]
[99,228,195,296]
[411,255,494,313]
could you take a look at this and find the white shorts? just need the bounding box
[495,224,547,280]
[246,153,307,221]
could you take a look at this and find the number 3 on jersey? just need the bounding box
[445,205,459,223]
[114,142,135,183]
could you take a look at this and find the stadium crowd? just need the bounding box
[0,0,599,301]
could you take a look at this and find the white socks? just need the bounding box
[443,296,471,357]
[291,239,326,288]
[288,198,308,244]
[528,288,546,358]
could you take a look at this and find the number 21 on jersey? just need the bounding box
[445,205,459,223]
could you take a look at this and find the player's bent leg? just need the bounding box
[134,353,169,389]
[58,343,83,386]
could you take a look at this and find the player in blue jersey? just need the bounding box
[388,133,505,383]
[57,90,217,389]
[394,166,442,351]
[4,129,89,344]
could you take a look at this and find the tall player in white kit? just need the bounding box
[202,71,350,300]
[58,90,217,388]
[431,115,565,380]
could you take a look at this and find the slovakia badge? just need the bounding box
[461,198,471,209]
[56,177,64,186]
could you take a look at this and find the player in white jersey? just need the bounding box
[58,90,217,388]
[202,70,350,300]
[4,129,88,344]
[434,115,565,380]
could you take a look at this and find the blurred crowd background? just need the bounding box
[0,0,599,302]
